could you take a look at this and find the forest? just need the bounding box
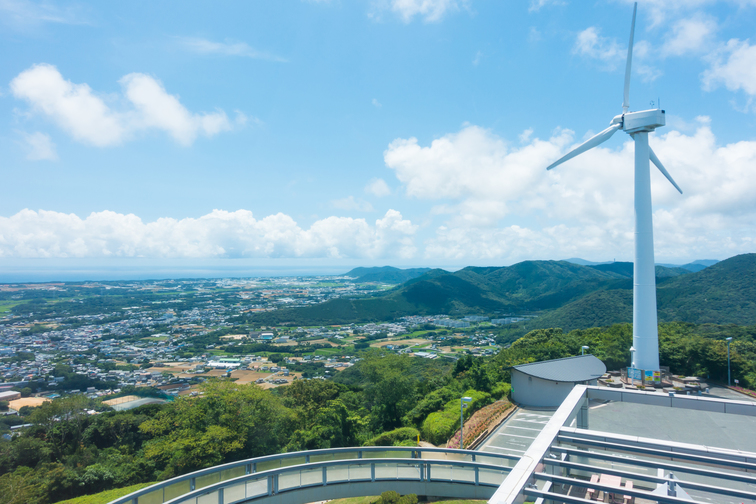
[0,321,754,504]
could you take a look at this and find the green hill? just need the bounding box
[588,262,690,279]
[344,266,432,283]
[531,253,756,330]
[656,253,756,325]
[246,254,756,328]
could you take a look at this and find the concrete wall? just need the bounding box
[511,370,595,408]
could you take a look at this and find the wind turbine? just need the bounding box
[545,2,682,373]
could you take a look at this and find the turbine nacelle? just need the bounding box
[611,109,666,133]
[623,109,665,133]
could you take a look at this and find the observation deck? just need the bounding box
[110,387,756,504]
[109,447,518,504]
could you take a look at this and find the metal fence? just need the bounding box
[109,446,519,504]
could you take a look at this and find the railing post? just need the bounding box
[132,498,137,504]
[371,463,375,482]
[475,466,479,486]
[218,487,224,504]
[322,466,328,485]
[427,463,431,481]
[472,453,476,462]
[306,454,310,463]
[191,477,196,491]
[358,450,362,459]
[246,463,251,475]
[252,462,257,473]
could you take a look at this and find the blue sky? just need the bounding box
[2,0,756,276]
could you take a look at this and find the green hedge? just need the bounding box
[490,383,511,400]
[420,389,490,445]
[402,384,461,427]
[364,426,420,446]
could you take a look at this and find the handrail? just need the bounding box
[109,446,517,504]
[164,457,510,504]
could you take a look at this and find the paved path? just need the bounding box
[477,407,556,458]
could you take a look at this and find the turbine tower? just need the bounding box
[545,2,682,373]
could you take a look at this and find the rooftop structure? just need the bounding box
[511,355,606,408]
[512,355,606,383]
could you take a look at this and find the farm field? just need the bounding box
[9,396,50,409]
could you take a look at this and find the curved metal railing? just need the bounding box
[109,447,519,504]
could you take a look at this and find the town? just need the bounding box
[0,276,519,414]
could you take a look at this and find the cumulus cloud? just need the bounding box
[573,27,626,70]
[19,131,57,161]
[0,209,417,260]
[703,39,756,96]
[661,16,717,57]
[573,28,660,81]
[177,37,287,62]
[384,120,756,262]
[331,196,375,212]
[376,0,468,23]
[365,178,391,197]
[10,63,235,147]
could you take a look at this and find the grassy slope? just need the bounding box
[53,482,154,504]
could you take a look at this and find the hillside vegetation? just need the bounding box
[3,321,755,503]
[248,254,755,329]
[344,266,431,284]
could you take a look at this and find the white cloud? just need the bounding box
[379,0,468,23]
[528,0,565,13]
[703,38,756,96]
[177,37,287,62]
[365,178,392,197]
[573,27,625,70]
[472,51,482,66]
[661,16,717,57]
[616,0,713,29]
[120,73,231,146]
[574,28,660,81]
[0,0,88,28]
[384,120,756,262]
[331,196,375,212]
[10,63,235,147]
[0,209,417,260]
[372,98,382,108]
[10,64,125,147]
[19,131,58,161]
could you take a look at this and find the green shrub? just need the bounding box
[373,491,418,504]
[420,389,490,445]
[364,427,419,446]
[490,383,511,400]
[402,383,461,427]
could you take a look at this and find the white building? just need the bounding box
[510,355,606,408]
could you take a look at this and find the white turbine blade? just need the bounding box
[622,2,637,114]
[546,124,620,170]
[649,147,683,194]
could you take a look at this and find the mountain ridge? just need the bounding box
[248,255,755,327]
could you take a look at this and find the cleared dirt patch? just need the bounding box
[9,397,50,409]
[102,395,141,406]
